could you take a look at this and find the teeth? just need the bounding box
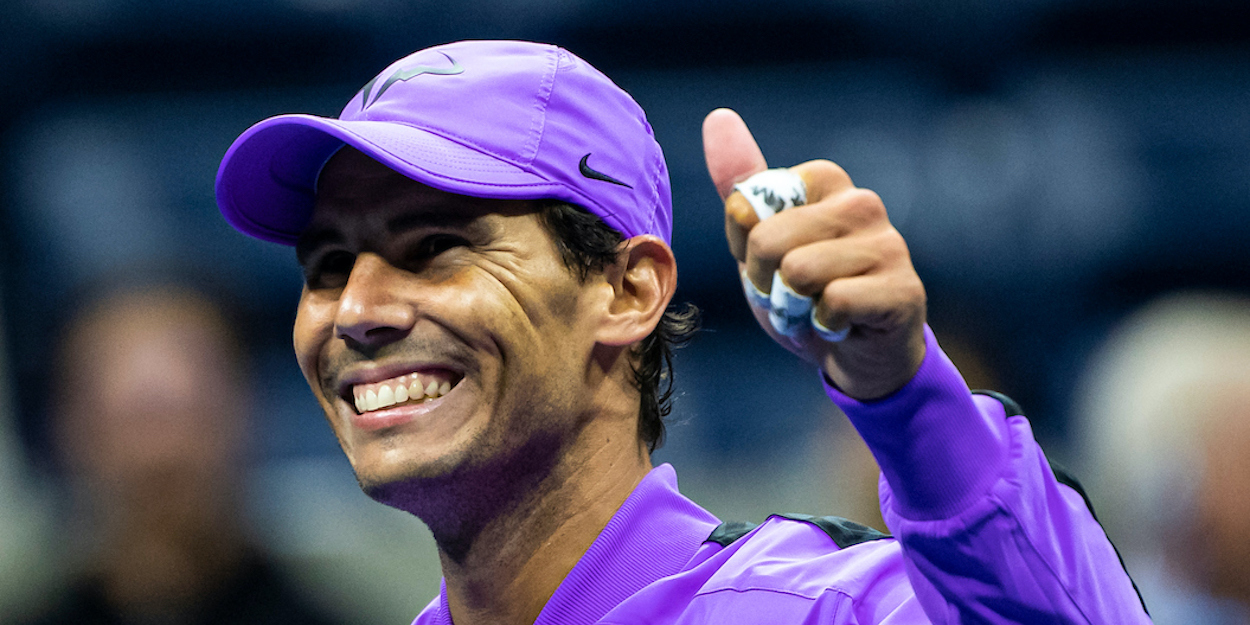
[377,385,395,409]
[352,372,457,414]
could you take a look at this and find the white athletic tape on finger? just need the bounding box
[741,269,771,311]
[733,169,807,222]
[811,308,850,342]
[733,168,848,342]
[768,272,812,338]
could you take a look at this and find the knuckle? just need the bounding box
[778,253,820,293]
[844,188,886,223]
[808,159,851,182]
[797,159,854,196]
[821,281,850,312]
[876,227,909,258]
[909,277,928,302]
[745,223,786,262]
[896,273,927,306]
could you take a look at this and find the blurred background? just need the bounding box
[1,0,1248,622]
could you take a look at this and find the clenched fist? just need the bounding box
[702,108,927,400]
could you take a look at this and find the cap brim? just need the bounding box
[215,114,563,245]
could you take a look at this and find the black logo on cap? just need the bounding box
[579,154,632,189]
[358,52,465,108]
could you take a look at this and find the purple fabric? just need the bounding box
[826,327,1150,623]
[412,464,719,625]
[216,41,671,245]
[824,326,1010,521]
[411,329,1151,624]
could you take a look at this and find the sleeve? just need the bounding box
[822,326,1151,624]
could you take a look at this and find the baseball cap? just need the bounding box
[215,40,672,245]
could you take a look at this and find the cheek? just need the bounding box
[439,269,535,349]
[293,292,335,386]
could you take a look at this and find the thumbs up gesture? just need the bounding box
[702,108,927,400]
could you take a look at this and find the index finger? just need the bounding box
[788,159,855,205]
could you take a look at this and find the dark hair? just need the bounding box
[537,200,699,453]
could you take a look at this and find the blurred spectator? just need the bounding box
[0,298,59,617]
[20,281,341,625]
[1073,291,1250,625]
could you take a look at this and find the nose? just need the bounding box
[334,253,416,349]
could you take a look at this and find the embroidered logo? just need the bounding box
[578,154,632,189]
[357,52,464,108]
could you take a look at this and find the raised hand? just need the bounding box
[702,108,927,400]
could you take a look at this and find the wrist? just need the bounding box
[821,328,927,401]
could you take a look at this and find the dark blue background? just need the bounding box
[3,0,1248,466]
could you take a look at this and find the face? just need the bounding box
[1194,390,1250,601]
[294,148,609,497]
[57,292,247,520]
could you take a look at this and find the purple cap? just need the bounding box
[215,40,672,245]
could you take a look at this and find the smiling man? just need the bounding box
[216,40,1151,624]
[293,148,665,582]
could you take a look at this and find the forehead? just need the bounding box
[62,293,240,387]
[308,147,540,233]
[315,147,417,207]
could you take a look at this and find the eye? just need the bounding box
[304,250,356,289]
[409,233,470,262]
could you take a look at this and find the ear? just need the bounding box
[595,235,677,347]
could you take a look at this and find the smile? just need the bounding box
[351,371,461,414]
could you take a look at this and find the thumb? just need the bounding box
[702,108,768,200]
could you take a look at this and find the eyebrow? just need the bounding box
[296,205,485,265]
[385,209,477,234]
[295,228,344,266]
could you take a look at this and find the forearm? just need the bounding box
[825,326,1009,520]
[824,326,1150,623]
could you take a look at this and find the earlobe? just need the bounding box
[596,235,677,347]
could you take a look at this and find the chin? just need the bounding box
[336,408,485,499]
[350,446,468,498]
[353,430,567,527]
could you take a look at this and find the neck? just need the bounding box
[452,432,650,625]
[93,490,247,612]
[388,419,651,625]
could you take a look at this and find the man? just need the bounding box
[1074,292,1250,624]
[27,281,340,625]
[215,40,1149,623]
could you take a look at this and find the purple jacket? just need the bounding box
[413,328,1150,624]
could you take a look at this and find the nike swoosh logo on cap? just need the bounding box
[579,154,632,189]
[359,52,465,108]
